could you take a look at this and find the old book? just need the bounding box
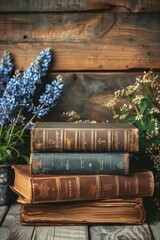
[11,165,154,204]
[19,198,146,225]
[30,122,139,152]
[30,152,130,175]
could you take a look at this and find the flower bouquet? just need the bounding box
[106,70,160,218]
[0,49,63,164]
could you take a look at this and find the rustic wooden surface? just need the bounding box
[0,0,160,12]
[0,0,159,123]
[39,72,148,122]
[1,71,139,123]
[148,216,160,240]
[0,1,159,123]
[0,203,160,240]
[0,12,160,70]
[90,225,153,240]
[0,206,8,225]
[0,204,89,240]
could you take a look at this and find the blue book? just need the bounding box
[30,152,129,175]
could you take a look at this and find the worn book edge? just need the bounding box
[18,197,146,225]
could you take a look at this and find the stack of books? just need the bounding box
[11,122,154,225]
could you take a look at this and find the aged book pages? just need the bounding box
[11,165,154,203]
[31,122,139,152]
[19,198,146,225]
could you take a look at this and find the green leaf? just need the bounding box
[21,155,30,164]
[126,116,136,124]
[6,149,11,157]
[140,102,148,115]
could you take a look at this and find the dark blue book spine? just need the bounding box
[30,153,129,175]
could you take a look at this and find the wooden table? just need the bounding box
[0,203,160,240]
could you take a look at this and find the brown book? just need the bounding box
[11,165,154,204]
[19,197,146,225]
[30,122,139,152]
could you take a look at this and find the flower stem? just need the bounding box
[7,109,22,147]
[0,125,2,136]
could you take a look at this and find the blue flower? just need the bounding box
[0,50,14,96]
[32,74,64,118]
[0,48,64,163]
[0,48,58,127]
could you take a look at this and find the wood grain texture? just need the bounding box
[0,13,160,70]
[0,206,8,225]
[1,204,34,240]
[0,203,88,240]
[148,217,160,240]
[39,72,146,122]
[89,225,153,240]
[32,226,89,240]
[0,0,160,12]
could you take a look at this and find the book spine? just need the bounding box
[30,153,129,175]
[30,171,154,203]
[31,127,139,152]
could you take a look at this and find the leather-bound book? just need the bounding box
[30,122,139,153]
[19,197,146,225]
[30,152,130,175]
[11,165,154,204]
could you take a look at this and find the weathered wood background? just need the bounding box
[0,2,160,239]
[0,0,160,122]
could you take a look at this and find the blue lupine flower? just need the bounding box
[0,50,14,96]
[39,48,53,76]
[0,48,63,164]
[0,48,56,128]
[32,75,64,118]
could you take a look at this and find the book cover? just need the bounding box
[19,198,146,225]
[30,152,130,175]
[30,122,139,152]
[11,165,154,204]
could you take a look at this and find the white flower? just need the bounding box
[132,95,144,105]
[135,114,143,121]
[105,99,117,108]
[149,107,160,115]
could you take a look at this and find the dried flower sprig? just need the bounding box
[61,110,97,123]
[106,70,160,156]
[106,70,160,213]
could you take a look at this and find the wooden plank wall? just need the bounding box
[0,0,160,122]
